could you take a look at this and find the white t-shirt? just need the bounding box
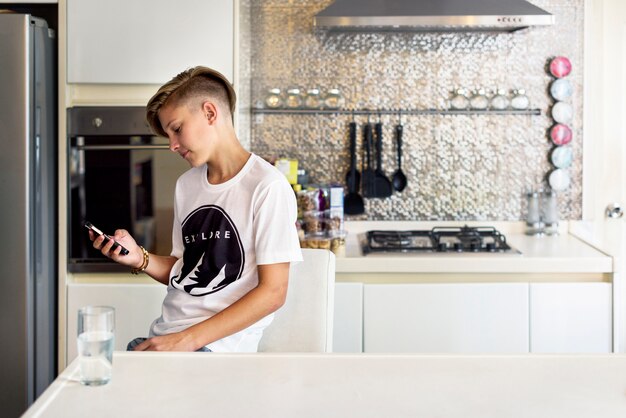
[149,154,303,352]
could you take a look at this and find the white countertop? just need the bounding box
[336,221,612,274]
[25,352,626,418]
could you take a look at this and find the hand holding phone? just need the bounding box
[84,221,129,255]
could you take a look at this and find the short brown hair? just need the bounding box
[146,66,236,138]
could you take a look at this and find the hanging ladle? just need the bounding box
[392,111,407,192]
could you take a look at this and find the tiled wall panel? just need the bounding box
[242,0,583,220]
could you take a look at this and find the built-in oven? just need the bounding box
[67,106,188,272]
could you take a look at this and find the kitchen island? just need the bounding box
[25,352,626,418]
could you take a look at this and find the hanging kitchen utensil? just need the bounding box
[373,120,393,198]
[344,120,360,191]
[344,121,364,215]
[392,114,407,192]
[361,121,376,198]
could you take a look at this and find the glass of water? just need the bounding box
[77,306,115,386]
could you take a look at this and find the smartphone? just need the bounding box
[84,221,129,255]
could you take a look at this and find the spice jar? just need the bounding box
[550,78,573,101]
[303,210,324,234]
[490,88,510,110]
[323,88,344,109]
[264,88,283,109]
[551,101,573,124]
[511,89,530,110]
[541,190,559,235]
[330,231,347,257]
[469,88,489,110]
[449,88,469,110]
[304,88,322,109]
[285,87,303,109]
[525,191,544,235]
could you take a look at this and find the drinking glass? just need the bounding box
[77,306,115,386]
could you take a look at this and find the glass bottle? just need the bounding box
[511,89,530,110]
[469,88,489,110]
[323,88,344,109]
[264,88,283,109]
[449,88,469,110]
[490,88,510,110]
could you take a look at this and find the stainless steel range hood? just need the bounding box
[314,0,555,32]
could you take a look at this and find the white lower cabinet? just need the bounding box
[67,283,167,362]
[333,283,363,352]
[529,282,612,353]
[363,283,529,353]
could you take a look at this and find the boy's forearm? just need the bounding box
[143,254,178,285]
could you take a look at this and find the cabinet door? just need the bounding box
[333,283,363,352]
[67,283,167,362]
[530,283,612,353]
[67,0,234,84]
[363,283,529,353]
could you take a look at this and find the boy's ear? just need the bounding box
[202,101,218,124]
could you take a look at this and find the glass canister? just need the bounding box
[511,89,530,110]
[323,88,344,109]
[285,87,303,109]
[469,88,489,110]
[264,88,283,109]
[490,88,510,110]
[449,88,469,110]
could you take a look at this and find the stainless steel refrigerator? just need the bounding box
[0,13,57,417]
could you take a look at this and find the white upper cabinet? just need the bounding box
[67,0,234,84]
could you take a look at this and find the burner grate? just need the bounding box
[362,226,513,254]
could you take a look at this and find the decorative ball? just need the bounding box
[549,56,572,78]
[550,78,573,101]
[552,101,573,124]
[548,169,571,191]
[550,124,573,146]
[551,146,573,169]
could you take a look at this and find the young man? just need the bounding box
[90,66,302,352]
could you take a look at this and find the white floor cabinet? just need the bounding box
[529,282,612,353]
[333,283,363,352]
[363,283,530,353]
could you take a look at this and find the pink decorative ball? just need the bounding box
[550,124,573,146]
[550,56,572,78]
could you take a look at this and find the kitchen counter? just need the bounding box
[336,221,612,275]
[25,352,626,418]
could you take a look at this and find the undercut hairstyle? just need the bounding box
[146,66,237,138]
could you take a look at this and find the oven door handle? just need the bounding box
[72,144,170,151]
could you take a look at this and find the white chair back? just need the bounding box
[258,249,336,352]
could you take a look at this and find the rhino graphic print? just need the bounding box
[171,205,245,296]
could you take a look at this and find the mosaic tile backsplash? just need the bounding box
[239,0,583,220]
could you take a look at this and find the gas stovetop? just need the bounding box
[362,225,520,255]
